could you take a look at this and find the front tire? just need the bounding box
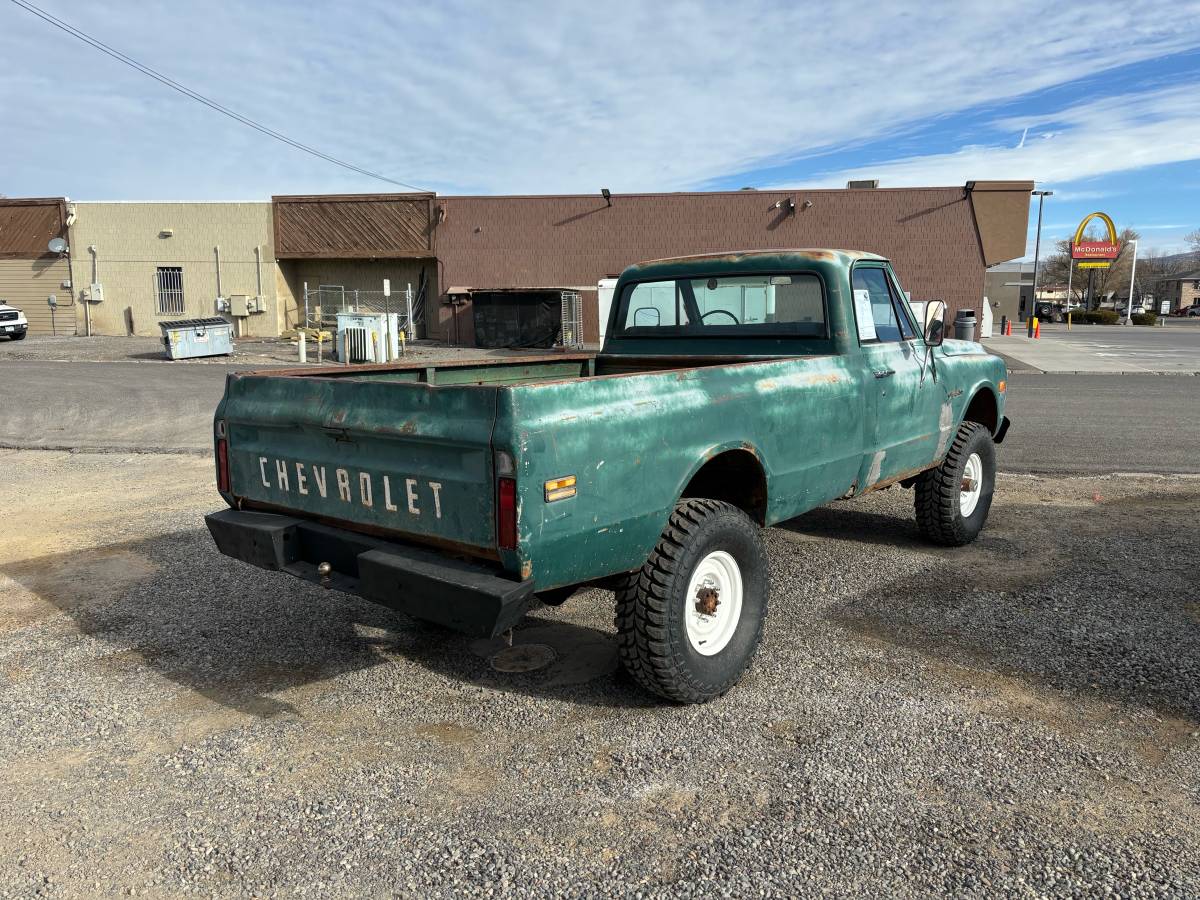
[914,421,996,546]
[614,499,768,703]
[10,332,26,341]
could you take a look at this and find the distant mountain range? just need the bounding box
[1159,250,1198,268]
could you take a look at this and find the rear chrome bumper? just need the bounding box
[205,508,535,638]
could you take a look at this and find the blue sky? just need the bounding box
[3,0,1199,258]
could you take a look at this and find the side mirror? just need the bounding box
[923,300,946,347]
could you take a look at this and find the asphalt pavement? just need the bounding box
[1001,374,1200,475]
[985,319,1200,374]
[0,360,229,453]
[2,360,1196,475]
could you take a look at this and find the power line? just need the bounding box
[8,0,431,193]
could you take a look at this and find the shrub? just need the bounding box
[1077,309,1119,325]
[1131,312,1158,326]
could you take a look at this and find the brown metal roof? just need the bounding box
[0,198,68,259]
[271,193,436,259]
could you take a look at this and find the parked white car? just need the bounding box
[0,302,29,340]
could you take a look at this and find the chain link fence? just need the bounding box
[301,283,421,340]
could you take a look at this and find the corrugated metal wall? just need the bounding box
[0,258,73,336]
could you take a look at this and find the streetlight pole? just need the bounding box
[1030,190,1053,321]
[1124,239,1139,326]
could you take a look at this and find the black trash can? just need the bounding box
[954,309,977,341]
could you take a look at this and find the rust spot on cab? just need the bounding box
[520,561,533,579]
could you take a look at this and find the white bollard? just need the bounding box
[298,331,307,363]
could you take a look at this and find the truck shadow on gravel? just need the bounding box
[9,487,1197,720]
[3,529,649,715]
[814,488,1200,724]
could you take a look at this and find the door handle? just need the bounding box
[873,369,896,379]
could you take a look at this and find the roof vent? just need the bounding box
[847,179,879,189]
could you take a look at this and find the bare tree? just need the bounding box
[1186,228,1200,259]
[1037,226,1156,309]
[1134,247,1187,307]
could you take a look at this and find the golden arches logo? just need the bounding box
[1073,211,1117,245]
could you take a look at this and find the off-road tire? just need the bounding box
[614,499,768,703]
[10,332,26,341]
[914,421,996,546]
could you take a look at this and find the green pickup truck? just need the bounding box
[207,249,1009,703]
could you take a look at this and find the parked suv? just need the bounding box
[0,302,28,340]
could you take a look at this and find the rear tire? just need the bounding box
[914,421,996,546]
[614,499,768,703]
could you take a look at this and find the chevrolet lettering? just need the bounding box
[255,457,443,518]
[206,250,1011,703]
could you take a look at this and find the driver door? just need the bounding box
[850,263,943,487]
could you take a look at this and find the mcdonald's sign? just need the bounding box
[1070,212,1120,269]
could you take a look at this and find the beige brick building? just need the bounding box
[68,202,283,337]
[1156,269,1200,313]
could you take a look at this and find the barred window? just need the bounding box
[156,267,185,315]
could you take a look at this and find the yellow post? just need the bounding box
[400,329,407,356]
[1067,312,1072,330]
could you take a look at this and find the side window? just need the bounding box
[851,267,902,342]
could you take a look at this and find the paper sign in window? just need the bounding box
[853,289,876,341]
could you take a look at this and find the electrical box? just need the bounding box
[246,295,265,314]
[88,282,104,304]
[229,294,250,317]
[215,297,231,314]
[336,312,403,363]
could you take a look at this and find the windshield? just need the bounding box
[615,273,826,338]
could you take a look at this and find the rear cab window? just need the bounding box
[616,272,827,339]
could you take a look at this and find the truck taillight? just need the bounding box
[497,477,517,550]
[217,439,230,492]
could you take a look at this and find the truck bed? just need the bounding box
[253,352,815,385]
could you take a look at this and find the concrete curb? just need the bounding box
[998,469,1200,479]
[0,441,209,456]
[1010,370,1200,376]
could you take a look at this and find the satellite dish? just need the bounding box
[48,238,68,254]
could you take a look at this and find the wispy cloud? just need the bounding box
[787,83,1200,189]
[2,0,1200,198]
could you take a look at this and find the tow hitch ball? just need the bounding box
[317,561,333,589]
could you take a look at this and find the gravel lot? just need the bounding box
[1,449,1197,897]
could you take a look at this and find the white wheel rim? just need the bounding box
[960,452,983,517]
[684,550,743,656]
